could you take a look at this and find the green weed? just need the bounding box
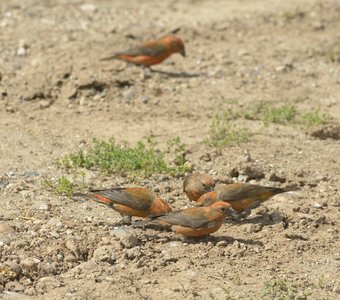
[326,42,340,62]
[243,102,297,125]
[205,114,251,147]
[42,171,85,197]
[261,279,297,299]
[260,279,313,300]
[58,137,190,179]
[301,110,328,127]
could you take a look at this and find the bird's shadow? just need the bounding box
[141,232,263,247]
[149,69,202,78]
[225,211,287,227]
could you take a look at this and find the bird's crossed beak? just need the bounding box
[180,48,186,57]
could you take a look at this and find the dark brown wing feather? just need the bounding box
[121,42,166,57]
[89,188,153,210]
[157,208,210,230]
[217,184,288,202]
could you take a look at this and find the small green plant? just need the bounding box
[260,279,313,300]
[301,110,328,127]
[326,42,340,62]
[263,105,296,124]
[42,172,85,197]
[205,114,251,147]
[243,102,296,125]
[58,137,190,179]
[282,9,305,22]
[167,137,187,167]
[261,279,297,300]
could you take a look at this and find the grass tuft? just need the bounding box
[205,114,251,147]
[326,42,340,62]
[42,172,85,197]
[301,110,328,127]
[243,102,297,125]
[58,137,190,179]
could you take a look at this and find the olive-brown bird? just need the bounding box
[143,202,232,238]
[183,173,216,202]
[196,183,299,217]
[101,35,185,67]
[75,187,172,224]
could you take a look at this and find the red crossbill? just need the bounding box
[75,187,172,224]
[196,183,299,217]
[101,35,185,67]
[142,202,232,238]
[183,173,216,202]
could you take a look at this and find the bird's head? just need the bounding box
[163,35,186,57]
[210,201,233,215]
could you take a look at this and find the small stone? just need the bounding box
[270,211,284,223]
[35,276,61,294]
[32,201,50,211]
[315,216,326,224]
[284,232,309,241]
[65,239,80,258]
[124,247,142,260]
[92,245,116,264]
[243,224,255,233]
[313,202,322,208]
[47,218,63,227]
[5,281,25,292]
[122,88,136,102]
[24,287,36,296]
[80,3,97,13]
[20,257,40,273]
[216,240,228,247]
[67,261,98,277]
[237,174,248,182]
[0,261,22,281]
[110,228,140,249]
[0,223,16,244]
[17,47,26,56]
[0,223,16,235]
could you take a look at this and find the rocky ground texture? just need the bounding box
[0,0,339,299]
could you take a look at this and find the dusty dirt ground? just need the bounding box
[1,0,340,299]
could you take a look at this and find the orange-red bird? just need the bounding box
[196,183,298,217]
[75,187,172,224]
[144,202,232,238]
[101,35,185,67]
[183,173,216,202]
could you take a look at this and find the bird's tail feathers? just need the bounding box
[72,192,112,206]
[100,52,120,61]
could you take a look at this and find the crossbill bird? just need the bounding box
[142,202,233,238]
[183,173,216,202]
[196,183,299,217]
[101,35,186,67]
[75,187,172,224]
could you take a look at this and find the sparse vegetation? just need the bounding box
[167,136,187,167]
[282,9,305,23]
[301,110,328,127]
[243,102,297,125]
[205,113,251,147]
[326,42,340,62]
[42,172,85,196]
[238,101,329,127]
[260,279,313,300]
[58,137,190,179]
[206,102,330,147]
